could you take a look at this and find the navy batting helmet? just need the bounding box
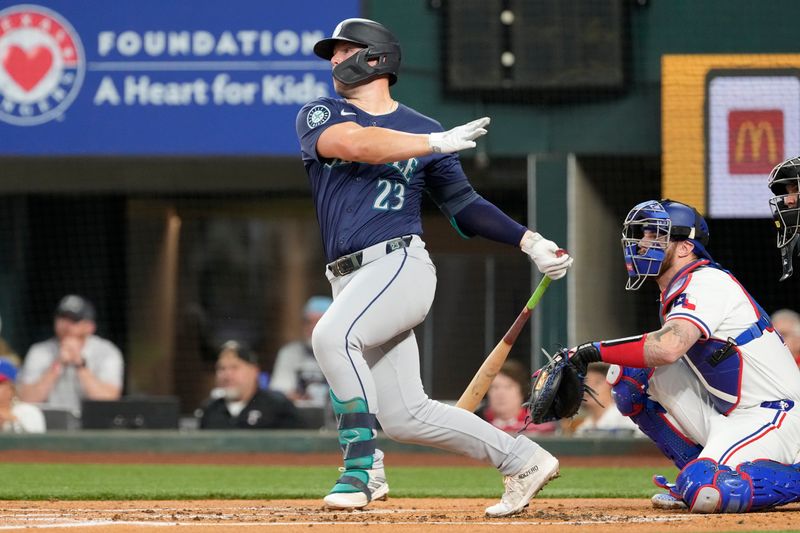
[314,18,401,86]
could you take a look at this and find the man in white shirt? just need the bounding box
[18,295,123,415]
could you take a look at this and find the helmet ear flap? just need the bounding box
[332,44,400,86]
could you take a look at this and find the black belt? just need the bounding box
[327,236,413,277]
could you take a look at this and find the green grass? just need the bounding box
[0,464,678,500]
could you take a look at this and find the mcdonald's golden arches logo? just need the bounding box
[728,110,784,174]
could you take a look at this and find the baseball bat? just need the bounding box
[455,274,553,412]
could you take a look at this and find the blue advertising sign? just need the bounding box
[0,1,358,155]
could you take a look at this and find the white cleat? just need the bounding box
[322,468,389,510]
[651,492,688,510]
[485,448,560,518]
[323,450,389,510]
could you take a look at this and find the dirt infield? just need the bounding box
[1,498,798,532]
[0,451,795,532]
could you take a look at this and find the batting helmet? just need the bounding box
[621,199,711,290]
[314,18,401,86]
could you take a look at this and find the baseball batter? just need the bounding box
[566,199,800,513]
[294,18,573,516]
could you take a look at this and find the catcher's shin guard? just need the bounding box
[675,459,750,513]
[608,365,702,468]
[737,460,800,510]
[327,391,378,500]
[672,458,800,513]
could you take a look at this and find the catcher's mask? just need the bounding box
[621,199,711,290]
[313,18,401,87]
[768,156,800,280]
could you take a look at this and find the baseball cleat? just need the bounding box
[485,447,560,518]
[651,492,688,510]
[323,467,389,510]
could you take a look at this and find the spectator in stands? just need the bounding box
[573,363,642,437]
[0,358,45,433]
[478,359,557,435]
[771,308,800,366]
[269,296,332,408]
[18,295,123,415]
[198,340,304,429]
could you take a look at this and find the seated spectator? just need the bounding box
[0,358,45,433]
[18,295,123,414]
[198,340,304,429]
[771,308,800,366]
[478,359,557,435]
[573,363,642,437]
[269,296,332,408]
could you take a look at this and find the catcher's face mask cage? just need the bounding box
[621,200,672,291]
[768,157,800,248]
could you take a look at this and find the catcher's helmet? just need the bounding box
[621,199,711,290]
[314,18,401,86]
[767,156,800,280]
[768,157,800,247]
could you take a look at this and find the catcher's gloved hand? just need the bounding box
[568,342,603,375]
[520,230,574,280]
[429,117,490,153]
[525,346,602,425]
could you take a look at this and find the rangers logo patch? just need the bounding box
[0,4,85,126]
[306,104,330,128]
[674,293,696,311]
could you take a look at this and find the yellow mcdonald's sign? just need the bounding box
[734,120,778,164]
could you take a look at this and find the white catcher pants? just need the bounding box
[648,359,800,466]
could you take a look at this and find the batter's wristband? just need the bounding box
[598,334,648,368]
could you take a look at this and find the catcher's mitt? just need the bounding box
[524,349,600,425]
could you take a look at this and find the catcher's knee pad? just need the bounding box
[607,365,701,469]
[607,365,652,416]
[675,459,752,513]
[329,391,376,470]
[737,460,800,510]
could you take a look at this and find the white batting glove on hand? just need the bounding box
[520,230,573,280]
[429,117,490,154]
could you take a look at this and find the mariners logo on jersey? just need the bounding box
[0,5,85,126]
[306,104,331,129]
[386,158,418,183]
[674,293,696,311]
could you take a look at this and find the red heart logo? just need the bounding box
[3,45,54,92]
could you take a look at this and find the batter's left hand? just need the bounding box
[520,230,573,280]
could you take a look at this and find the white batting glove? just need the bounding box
[429,117,490,154]
[520,230,573,280]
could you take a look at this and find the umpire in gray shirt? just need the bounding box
[18,295,123,415]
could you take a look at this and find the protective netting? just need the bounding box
[1,0,797,421]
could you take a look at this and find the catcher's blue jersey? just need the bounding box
[296,96,471,262]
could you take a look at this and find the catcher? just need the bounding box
[529,199,800,513]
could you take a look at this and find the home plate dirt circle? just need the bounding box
[0,499,797,532]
